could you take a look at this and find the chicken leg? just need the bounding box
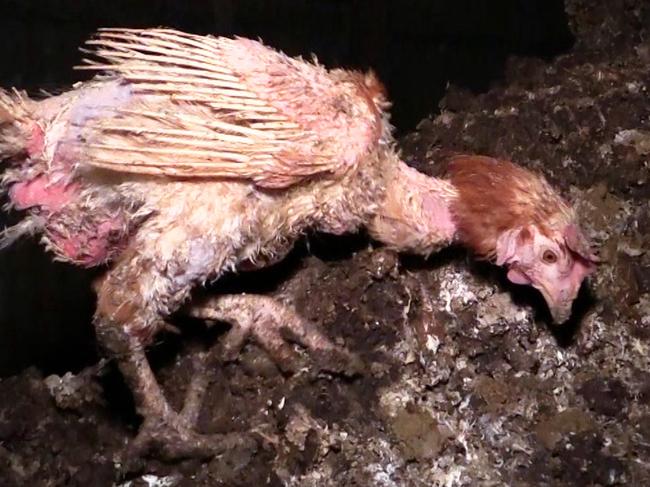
[93,245,360,460]
[173,294,363,431]
[93,254,258,460]
[186,294,362,374]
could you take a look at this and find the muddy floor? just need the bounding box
[2,3,650,487]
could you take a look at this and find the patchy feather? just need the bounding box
[75,28,386,188]
[0,89,31,159]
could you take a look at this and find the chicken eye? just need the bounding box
[542,249,558,264]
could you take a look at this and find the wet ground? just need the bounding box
[1,3,650,486]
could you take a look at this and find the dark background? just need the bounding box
[0,0,574,375]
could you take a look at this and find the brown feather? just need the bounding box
[447,155,574,259]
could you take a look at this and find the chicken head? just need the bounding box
[496,224,598,323]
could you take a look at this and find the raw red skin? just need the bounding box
[11,123,74,210]
[47,218,126,267]
[9,122,129,266]
[10,175,78,212]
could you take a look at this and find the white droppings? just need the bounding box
[426,334,441,354]
[116,475,178,487]
[437,268,478,314]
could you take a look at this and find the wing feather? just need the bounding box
[74,28,382,188]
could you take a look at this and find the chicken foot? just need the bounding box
[94,317,257,461]
[184,293,363,377]
[94,282,359,461]
[91,250,263,461]
[108,292,362,460]
[105,294,354,459]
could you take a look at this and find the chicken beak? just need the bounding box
[537,284,577,324]
[549,302,573,324]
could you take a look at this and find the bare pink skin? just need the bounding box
[47,219,126,266]
[9,169,127,265]
[26,123,45,157]
[496,225,596,323]
[420,182,456,240]
[9,129,130,264]
[10,124,78,211]
[368,160,457,255]
[10,175,78,211]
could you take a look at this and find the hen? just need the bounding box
[0,28,597,458]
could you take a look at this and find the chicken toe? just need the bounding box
[186,294,364,377]
[130,410,258,461]
[95,314,256,461]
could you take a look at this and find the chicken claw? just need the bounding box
[130,410,257,461]
[95,318,257,462]
[185,294,364,376]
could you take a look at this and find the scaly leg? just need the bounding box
[186,293,363,375]
[93,260,257,460]
[176,294,363,418]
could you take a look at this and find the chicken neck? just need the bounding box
[368,158,459,256]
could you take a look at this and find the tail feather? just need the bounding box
[0,88,30,159]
